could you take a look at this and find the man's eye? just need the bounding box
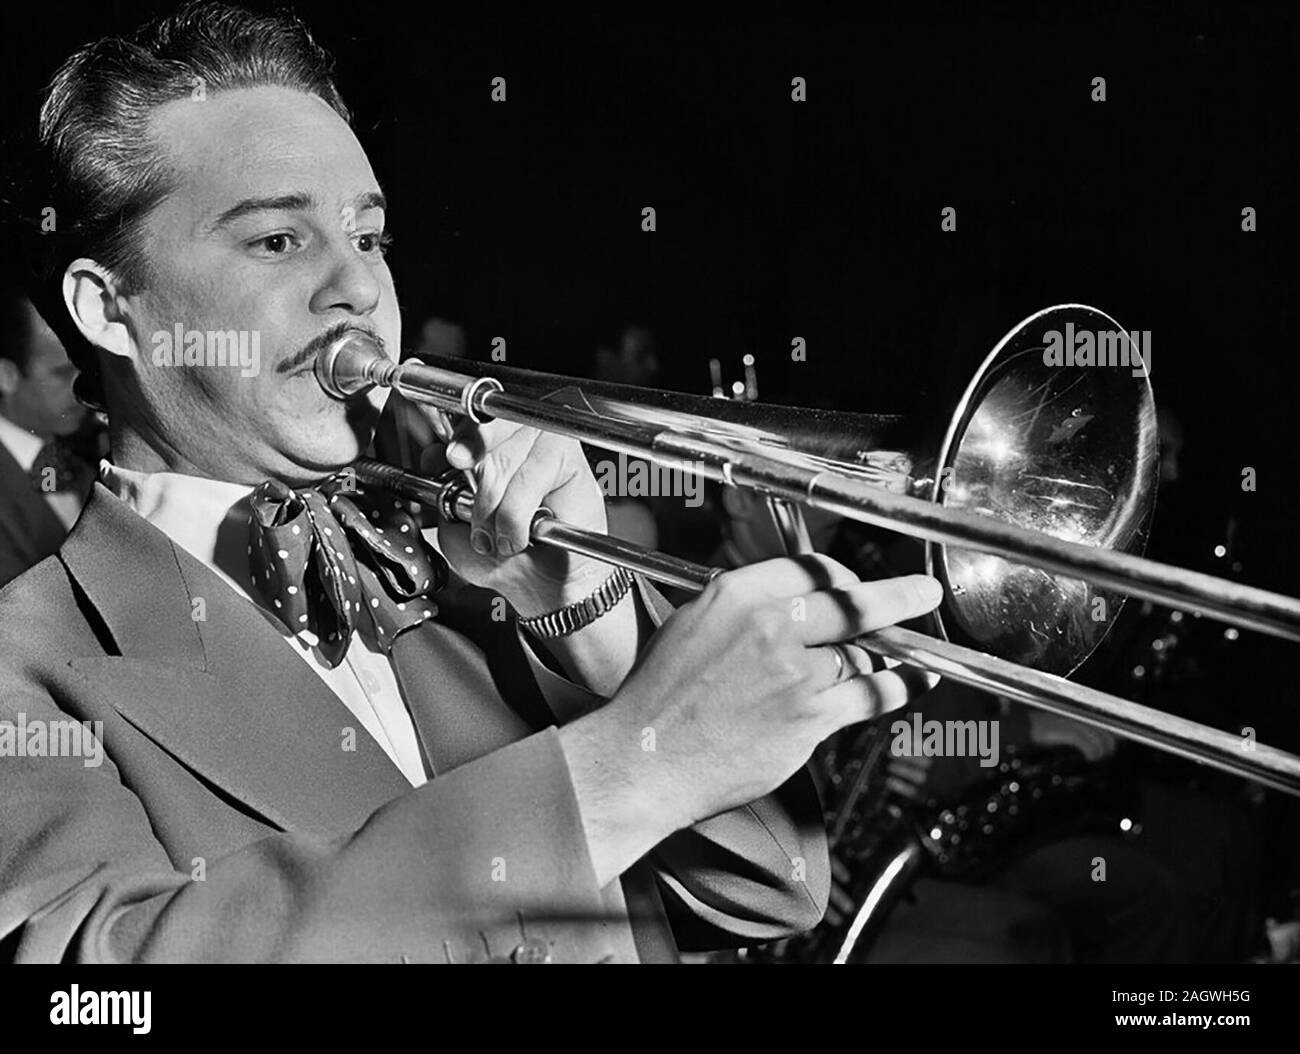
[355,230,393,256]
[250,232,300,255]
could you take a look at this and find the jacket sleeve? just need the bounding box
[520,574,831,949]
[0,673,624,964]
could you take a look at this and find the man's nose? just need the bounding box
[309,236,383,317]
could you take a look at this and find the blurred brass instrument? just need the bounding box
[317,304,1300,797]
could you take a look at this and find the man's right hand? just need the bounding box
[558,555,943,886]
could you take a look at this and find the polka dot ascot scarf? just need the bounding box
[247,475,449,667]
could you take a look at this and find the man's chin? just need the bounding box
[270,383,381,483]
[286,448,369,486]
[279,423,378,485]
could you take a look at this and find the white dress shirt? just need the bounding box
[0,413,84,529]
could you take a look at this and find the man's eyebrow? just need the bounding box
[207,192,316,232]
[206,190,386,234]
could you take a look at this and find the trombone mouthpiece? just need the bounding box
[315,332,391,399]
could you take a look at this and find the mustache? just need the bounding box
[277,324,384,375]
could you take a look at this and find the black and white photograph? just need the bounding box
[0,0,1295,1025]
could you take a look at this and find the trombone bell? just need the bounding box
[929,304,1158,676]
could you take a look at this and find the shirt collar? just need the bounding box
[98,460,256,596]
[0,412,47,472]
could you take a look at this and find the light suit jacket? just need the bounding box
[0,484,828,962]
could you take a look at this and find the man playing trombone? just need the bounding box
[0,2,940,963]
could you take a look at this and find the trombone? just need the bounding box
[317,304,1300,796]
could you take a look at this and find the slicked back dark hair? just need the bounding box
[24,1,350,411]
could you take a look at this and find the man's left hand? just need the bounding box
[417,408,611,617]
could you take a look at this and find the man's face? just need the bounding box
[120,86,400,485]
[0,303,84,437]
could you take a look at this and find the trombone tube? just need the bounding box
[352,459,1300,797]
[347,355,1300,645]
[867,627,1300,797]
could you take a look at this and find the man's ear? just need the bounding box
[63,259,138,364]
[0,358,20,396]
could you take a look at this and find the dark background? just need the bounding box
[2,0,1296,697]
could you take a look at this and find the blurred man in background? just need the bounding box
[594,324,660,388]
[0,288,94,586]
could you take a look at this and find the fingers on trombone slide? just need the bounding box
[797,574,945,715]
[716,552,859,596]
[799,574,945,643]
[816,642,938,728]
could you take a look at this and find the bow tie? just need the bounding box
[247,475,449,667]
[29,437,93,495]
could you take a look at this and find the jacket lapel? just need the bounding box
[60,484,411,838]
